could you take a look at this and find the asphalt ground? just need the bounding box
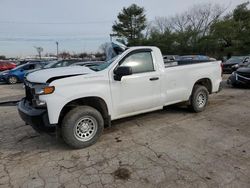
[0,75,250,188]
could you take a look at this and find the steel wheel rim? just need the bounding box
[74,116,98,142]
[197,91,206,108]
[9,77,17,84]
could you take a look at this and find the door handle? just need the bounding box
[149,77,159,81]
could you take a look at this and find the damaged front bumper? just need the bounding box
[18,98,56,132]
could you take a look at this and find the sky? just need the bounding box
[0,0,246,57]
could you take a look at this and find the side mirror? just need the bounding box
[20,69,24,72]
[114,66,132,81]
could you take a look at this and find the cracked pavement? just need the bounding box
[0,77,250,188]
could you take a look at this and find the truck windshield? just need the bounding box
[89,56,118,71]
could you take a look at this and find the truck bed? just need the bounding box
[164,60,215,68]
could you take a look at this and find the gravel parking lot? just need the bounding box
[0,83,24,103]
[0,76,250,188]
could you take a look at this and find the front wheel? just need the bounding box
[61,106,104,149]
[7,76,18,84]
[189,85,209,113]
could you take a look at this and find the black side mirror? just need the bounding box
[114,66,132,81]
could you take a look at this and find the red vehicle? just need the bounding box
[0,61,16,71]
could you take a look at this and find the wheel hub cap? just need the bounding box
[80,123,89,132]
[197,92,206,108]
[74,117,97,141]
[9,77,16,83]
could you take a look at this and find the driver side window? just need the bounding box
[120,51,154,74]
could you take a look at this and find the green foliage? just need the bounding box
[124,2,250,58]
[0,55,6,60]
[210,1,250,56]
[112,4,147,45]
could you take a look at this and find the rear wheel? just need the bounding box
[7,76,18,84]
[61,106,104,149]
[189,85,209,112]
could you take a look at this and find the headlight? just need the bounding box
[35,86,55,95]
[2,72,8,75]
[232,64,239,68]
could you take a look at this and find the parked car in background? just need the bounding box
[163,56,179,67]
[231,57,250,71]
[16,60,29,66]
[0,61,16,71]
[222,56,250,73]
[180,55,211,61]
[0,62,48,84]
[16,60,43,66]
[23,60,84,79]
[43,59,82,69]
[163,55,180,63]
[71,61,104,68]
[227,63,250,87]
[178,55,215,65]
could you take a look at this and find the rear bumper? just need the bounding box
[18,99,56,132]
[218,81,223,92]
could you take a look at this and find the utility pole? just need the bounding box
[56,41,59,59]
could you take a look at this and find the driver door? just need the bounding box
[110,50,161,118]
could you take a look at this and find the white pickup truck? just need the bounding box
[18,46,222,148]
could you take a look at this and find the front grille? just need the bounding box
[237,76,250,84]
[24,80,35,103]
[25,85,33,102]
[237,72,250,79]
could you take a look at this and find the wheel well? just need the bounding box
[194,78,212,94]
[58,97,110,127]
[8,75,19,80]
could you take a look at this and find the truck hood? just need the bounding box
[26,66,95,83]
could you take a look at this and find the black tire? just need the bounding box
[189,85,209,113]
[7,76,18,84]
[231,82,238,88]
[61,106,104,149]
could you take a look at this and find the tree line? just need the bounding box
[112,2,250,59]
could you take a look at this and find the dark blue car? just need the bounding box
[0,62,47,84]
